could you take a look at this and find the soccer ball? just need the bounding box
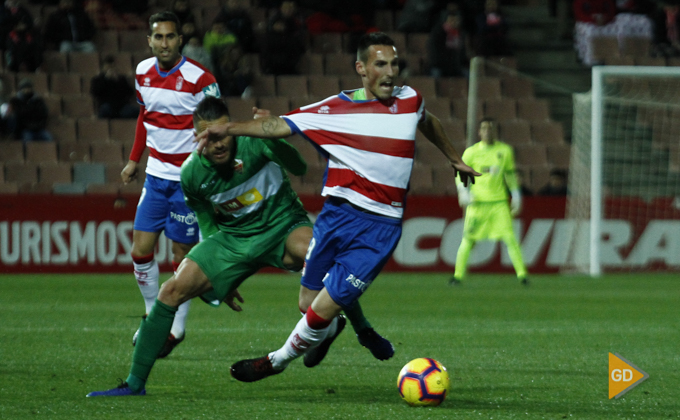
[397,358,450,407]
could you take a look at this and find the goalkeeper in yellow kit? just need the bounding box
[450,118,529,286]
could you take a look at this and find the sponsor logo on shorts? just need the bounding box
[345,274,371,292]
[170,211,197,225]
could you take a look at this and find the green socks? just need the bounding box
[127,299,177,392]
[344,301,371,334]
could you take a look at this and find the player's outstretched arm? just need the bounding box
[194,116,293,153]
[417,110,480,186]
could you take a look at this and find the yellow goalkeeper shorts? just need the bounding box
[462,201,513,241]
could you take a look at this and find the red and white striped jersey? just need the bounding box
[135,56,220,181]
[282,86,425,218]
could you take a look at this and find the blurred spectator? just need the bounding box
[5,14,42,72]
[181,21,199,48]
[1,78,52,142]
[268,0,305,35]
[0,0,33,50]
[90,55,139,119]
[613,0,655,46]
[397,0,438,33]
[429,10,469,78]
[262,13,305,75]
[573,0,653,66]
[171,0,197,48]
[573,0,617,65]
[538,168,568,196]
[203,20,237,62]
[514,168,533,197]
[474,0,511,57]
[652,0,680,57]
[214,0,256,52]
[172,0,196,28]
[183,35,213,72]
[213,43,252,96]
[43,0,96,53]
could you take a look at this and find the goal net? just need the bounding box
[566,66,680,275]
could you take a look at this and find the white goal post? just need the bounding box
[568,66,680,276]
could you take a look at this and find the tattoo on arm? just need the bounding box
[261,117,281,135]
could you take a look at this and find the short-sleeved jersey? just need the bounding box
[457,140,518,202]
[180,136,308,238]
[281,86,425,219]
[136,56,220,181]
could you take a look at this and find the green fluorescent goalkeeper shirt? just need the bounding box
[180,136,308,238]
[456,140,519,203]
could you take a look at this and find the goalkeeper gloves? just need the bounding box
[457,185,472,208]
[510,190,522,216]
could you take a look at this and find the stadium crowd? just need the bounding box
[12,0,672,196]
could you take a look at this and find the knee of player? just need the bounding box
[298,286,318,310]
[158,277,189,307]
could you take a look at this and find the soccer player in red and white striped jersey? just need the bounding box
[196,32,480,382]
[120,11,221,358]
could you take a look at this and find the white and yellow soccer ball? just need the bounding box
[397,358,450,407]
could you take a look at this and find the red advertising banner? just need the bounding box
[2,194,679,273]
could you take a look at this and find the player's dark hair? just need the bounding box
[148,11,181,35]
[479,117,499,136]
[357,32,395,63]
[193,96,230,127]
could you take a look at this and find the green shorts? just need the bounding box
[187,215,312,307]
[463,201,513,242]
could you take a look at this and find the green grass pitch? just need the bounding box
[1,273,678,419]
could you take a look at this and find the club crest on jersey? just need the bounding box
[234,158,243,173]
[318,105,330,114]
[143,77,151,86]
[176,76,184,90]
[389,103,398,113]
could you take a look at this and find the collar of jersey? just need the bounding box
[339,88,375,103]
[155,56,186,77]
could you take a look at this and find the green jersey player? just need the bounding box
[451,118,529,286]
[87,97,393,397]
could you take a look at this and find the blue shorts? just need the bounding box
[301,198,402,309]
[133,174,199,244]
